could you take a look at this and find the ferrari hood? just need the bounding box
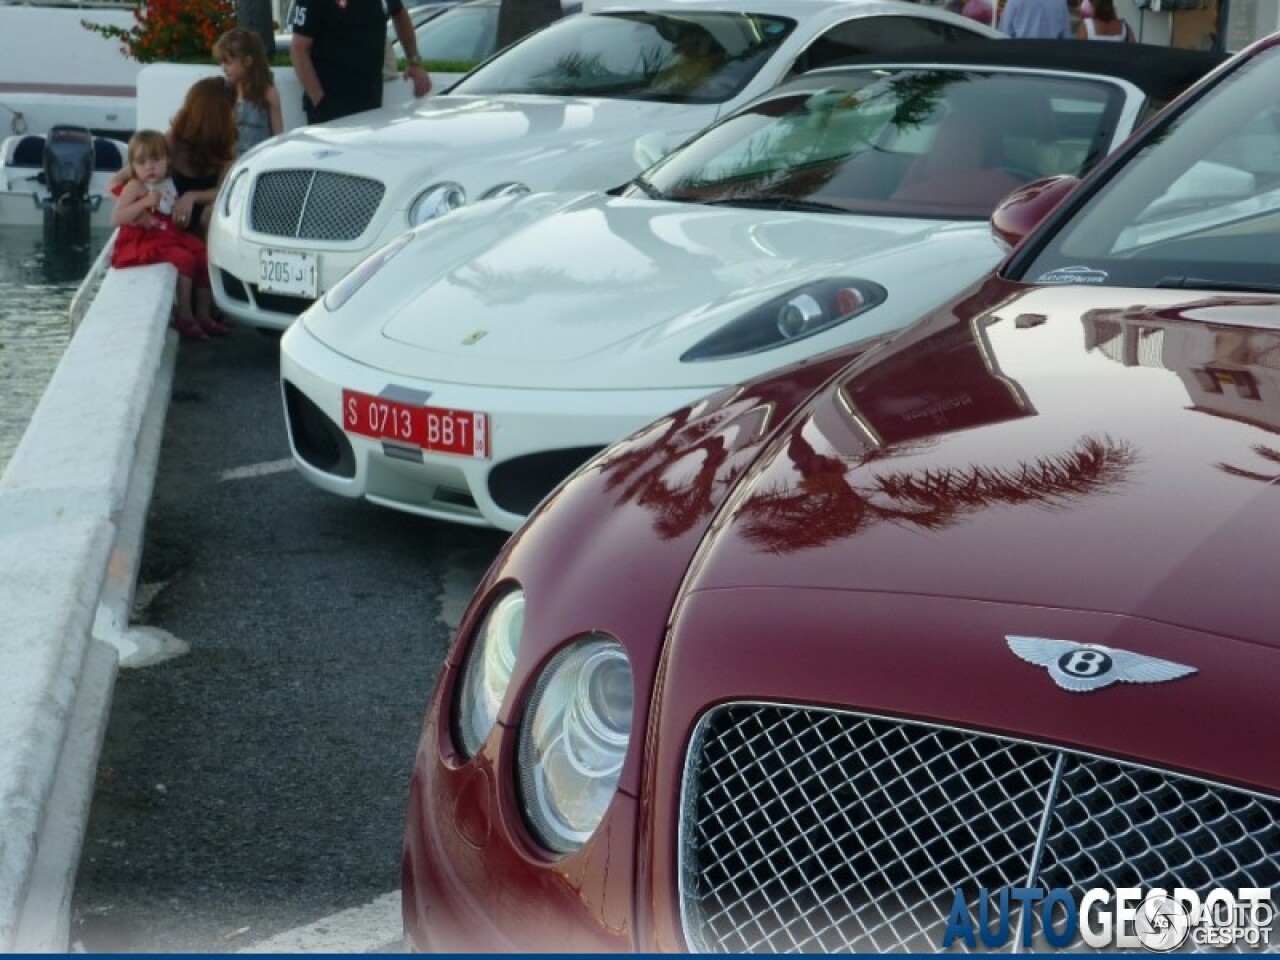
[692,283,1280,645]
[312,191,996,391]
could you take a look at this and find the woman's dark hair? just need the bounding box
[1092,0,1119,21]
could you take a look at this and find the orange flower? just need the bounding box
[81,0,235,64]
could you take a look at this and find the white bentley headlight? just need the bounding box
[479,182,531,201]
[518,636,634,854]
[453,589,524,758]
[221,167,249,218]
[408,182,466,226]
[321,231,414,312]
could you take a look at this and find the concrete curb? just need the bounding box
[0,262,177,951]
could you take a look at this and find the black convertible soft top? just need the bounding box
[812,38,1228,103]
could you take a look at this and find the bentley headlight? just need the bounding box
[221,167,249,218]
[479,182,531,201]
[681,278,887,362]
[322,231,413,312]
[453,589,525,758]
[518,637,633,854]
[408,182,466,226]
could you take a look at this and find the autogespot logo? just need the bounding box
[941,886,1274,952]
[1133,893,1191,952]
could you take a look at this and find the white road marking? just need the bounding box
[440,552,487,631]
[218,459,296,482]
[236,890,401,954]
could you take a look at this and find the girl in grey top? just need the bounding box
[235,99,273,156]
[216,28,284,157]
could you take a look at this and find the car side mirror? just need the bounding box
[990,175,1080,250]
[633,132,670,170]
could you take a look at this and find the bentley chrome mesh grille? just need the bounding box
[680,705,1280,953]
[250,170,385,241]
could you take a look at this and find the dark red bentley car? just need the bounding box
[402,32,1280,954]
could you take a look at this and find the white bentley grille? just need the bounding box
[680,705,1279,953]
[250,170,385,241]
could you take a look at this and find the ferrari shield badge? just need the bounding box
[1006,636,1196,693]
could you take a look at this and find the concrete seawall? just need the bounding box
[0,261,177,950]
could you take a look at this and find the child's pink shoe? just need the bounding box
[196,314,231,336]
[171,314,209,340]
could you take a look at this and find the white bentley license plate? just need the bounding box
[259,249,318,298]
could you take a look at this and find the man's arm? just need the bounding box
[291,33,325,108]
[390,7,432,98]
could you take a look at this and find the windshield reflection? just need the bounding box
[453,11,794,103]
[1024,46,1280,290]
[634,69,1122,219]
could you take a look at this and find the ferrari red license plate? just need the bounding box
[341,389,489,459]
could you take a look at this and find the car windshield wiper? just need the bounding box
[630,176,664,200]
[1155,276,1280,294]
[695,195,848,215]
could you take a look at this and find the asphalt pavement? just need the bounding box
[69,326,509,951]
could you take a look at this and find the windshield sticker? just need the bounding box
[1037,266,1109,285]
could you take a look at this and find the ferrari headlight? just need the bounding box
[408,181,466,226]
[479,182,531,201]
[681,278,887,362]
[518,637,633,854]
[453,589,525,758]
[221,167,249,218]
[322,231,413,312]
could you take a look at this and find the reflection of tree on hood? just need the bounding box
[595,401,748,540]
[737,430,1137,554]
[1219,444,1280,483]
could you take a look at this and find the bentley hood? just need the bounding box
[691,283,1280,647]
[306,191,1000,390]
[241,94,717,195]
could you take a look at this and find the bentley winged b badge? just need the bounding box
[1006,636,1197,693]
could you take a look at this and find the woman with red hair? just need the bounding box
[167,76,238,239]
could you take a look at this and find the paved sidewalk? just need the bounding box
[69,328,506,951]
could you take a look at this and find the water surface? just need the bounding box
[0,224,110,471]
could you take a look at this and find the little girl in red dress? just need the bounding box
[111,130,229,339]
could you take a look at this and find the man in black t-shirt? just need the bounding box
[291,0,431,124]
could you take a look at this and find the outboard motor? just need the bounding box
[41,124,95,242]
[43,125,95,206]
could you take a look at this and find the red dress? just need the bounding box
[110,178,210,286]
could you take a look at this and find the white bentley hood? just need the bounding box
[304,191,1006,391]
[243,94,718,196]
